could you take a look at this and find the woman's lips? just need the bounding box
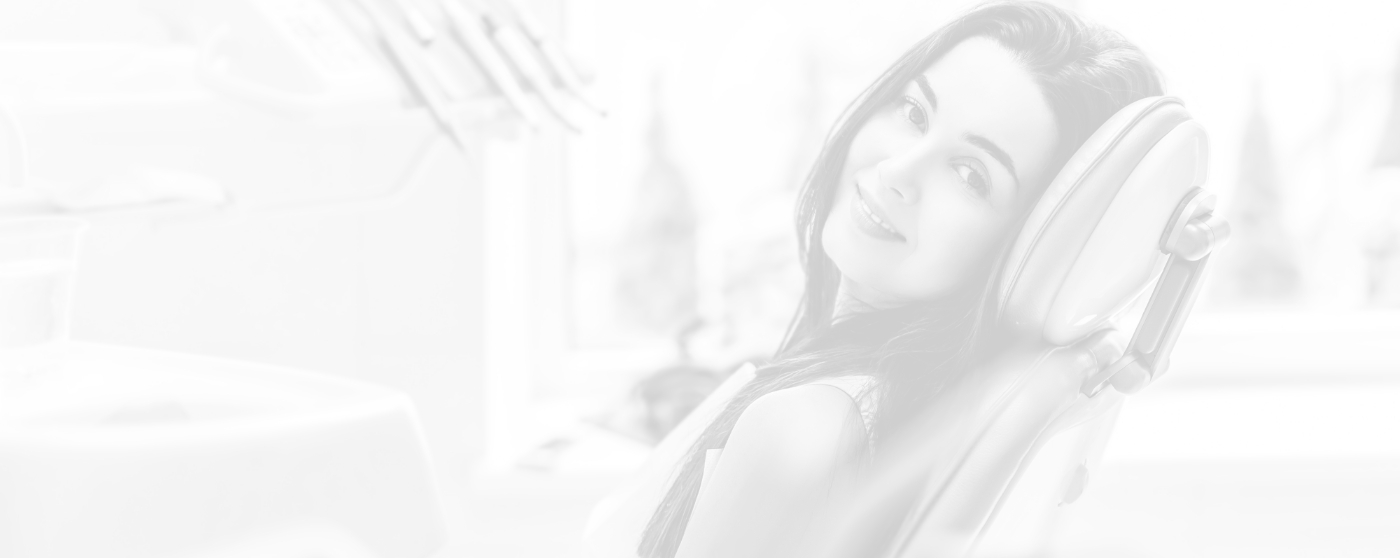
[851,183,906,242]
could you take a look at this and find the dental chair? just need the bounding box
[813,96,1230,558]
[580,96,1228,558]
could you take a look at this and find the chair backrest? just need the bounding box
[814,96,1225,558]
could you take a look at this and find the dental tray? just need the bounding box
[0,342,445,558]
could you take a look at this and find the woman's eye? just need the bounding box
[901,96,928,133]
[955,163,990,198]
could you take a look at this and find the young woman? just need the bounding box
[583,2,1164,557]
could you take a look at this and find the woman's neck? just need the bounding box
[832,276,902,321]
[832,290,876,323]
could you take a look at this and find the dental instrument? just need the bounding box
[382,0,480,101]
[389,0,440,45]
[438,0,546,130]
[492,0,607,116]
[470,0,584,132]
[346,0,473,150]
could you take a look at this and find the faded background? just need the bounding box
[0,0,1398,556]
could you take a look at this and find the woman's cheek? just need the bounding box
[907,207,996,294]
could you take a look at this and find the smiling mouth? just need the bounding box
[853,184,907,242]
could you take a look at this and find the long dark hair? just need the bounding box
[639,2,1163,556]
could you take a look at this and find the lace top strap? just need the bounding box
[699,375,879,492]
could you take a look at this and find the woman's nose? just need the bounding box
[875,152,927,206]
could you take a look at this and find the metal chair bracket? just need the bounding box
[1081,188,1231,397]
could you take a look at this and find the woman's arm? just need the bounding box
[674,384,869,558]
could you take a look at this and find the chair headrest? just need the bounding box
[997,96,1208,345]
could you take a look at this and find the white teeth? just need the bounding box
[858,194,902,237]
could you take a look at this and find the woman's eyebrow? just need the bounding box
[914,75,938,111]
[914,74,1020,191]
[964,133,1020,191]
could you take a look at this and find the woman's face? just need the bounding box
[822,37,1059,311]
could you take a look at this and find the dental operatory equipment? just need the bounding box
[0,94,447,558]
[0,5,461,556]
[474,1,585,132]
[0,0,600,227]
[494,0,607,116]
[438,0,547,129]
[390,0,440,45]
[346,0,476,149]
[1,344,449,558]
[350,0,594,136]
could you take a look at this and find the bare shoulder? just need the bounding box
[721,383,869,484]
[674,384,870,558]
